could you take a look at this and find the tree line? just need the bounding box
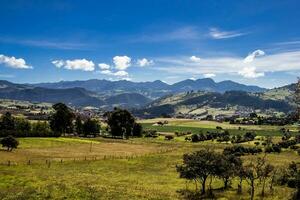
[0,103,143,139]
[177,149,300,200]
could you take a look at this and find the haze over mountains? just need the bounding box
[0,78,294,114]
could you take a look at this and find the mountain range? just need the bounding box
[31,78,266,99]
[0,79,294,114]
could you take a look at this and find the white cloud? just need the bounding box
[238,66,264,78]
[0,54,32,69]
[131,26,200,43]
[209,27,248,39]
[52,60,64,68]
[154,50,300,79]
[100,70,113,75]
[99,69,129,77]
[113,70,128,77]
[52,59,95,71]
[98,63,110,70]
[203,73,216,78]
[137,58,153,67]
[244,50,265,63]
[113,56,131,70]
[190,56,201,62]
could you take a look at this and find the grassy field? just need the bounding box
[139,118,299,136]
[0,135,299,199]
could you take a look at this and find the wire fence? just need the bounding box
[0,147,177,167]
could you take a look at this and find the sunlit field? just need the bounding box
[0,131,299,199]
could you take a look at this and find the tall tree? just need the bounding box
[0,112,15,130]
[49,103,74,136]
[83,118,100,136]
[176,149,219,195]
[107,108,135,138]
[75,116,84,135]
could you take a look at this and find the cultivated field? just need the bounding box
[139,118,298,136]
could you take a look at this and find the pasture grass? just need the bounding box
[0,120,299,199]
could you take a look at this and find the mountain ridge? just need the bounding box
[30,78,266,98]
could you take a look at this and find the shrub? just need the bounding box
[1,135,19,151]
[165,135,174,140]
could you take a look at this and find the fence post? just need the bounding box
[28,160,31,165]
[7,160,10,166]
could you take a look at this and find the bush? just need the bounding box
[165,135,174,140]
[1,135,19,151]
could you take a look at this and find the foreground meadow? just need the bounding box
[0,135,299,200]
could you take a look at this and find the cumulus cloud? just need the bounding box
[137,58,153,67]
[209,27,248,39]
[0,54,32,69]
[98,63,110,70]
[52,59,95,71]
[203,73,216,78]
[113,56,131,70]
[244,50,265,63]
[190,56,201,62]
[238,66,264,78]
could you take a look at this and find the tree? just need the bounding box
[83,119,100,136]
[132,123,143,137]
[1,135,19,151]
[259,163,274,196]
[15,118,31,134]
[244,155,270,200]
[49,103,74,136]
[217,155,243,189]
[0,112,15,130]
[176,149,219,195]
[75,116,84,135]
[107,108,135,138]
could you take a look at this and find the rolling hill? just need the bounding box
[134,90,294,118]
[0,80,151,108]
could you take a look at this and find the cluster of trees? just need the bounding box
[231,132,257,143]
[189,130,256,144]
[0,112,56,137]
[104,108,143,138]
[50,103,101,137]
[223,145,263,156]
[177,149,300,200]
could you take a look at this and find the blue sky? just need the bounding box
[0,0,300,88]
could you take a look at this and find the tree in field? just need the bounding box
[83,118,100,136]
[0,112,15,130]
[217,155,243,189]
[244,155,271,200]
[259,163,274,197]
[176,149,219,195]
[132,123,143,137]
[49,103,74,136]
[107,108,135,138]
[1,135,19,151]
[75,116,84,135]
